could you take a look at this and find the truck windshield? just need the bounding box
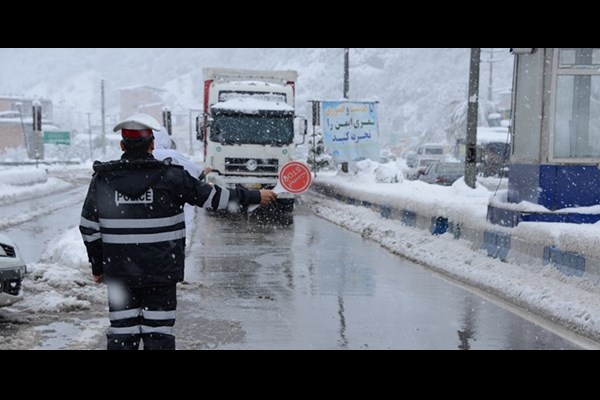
[211,111,294,145]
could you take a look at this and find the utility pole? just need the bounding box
[101,79,106,156]
[87,112,93,161]
[343,48,350,99]
[465,48,481,189]
[342,48,350,173]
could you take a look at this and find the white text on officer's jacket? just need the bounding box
[115,189,153,205]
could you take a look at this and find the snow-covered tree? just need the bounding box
[445,98,497,144]
[307,130,332,172]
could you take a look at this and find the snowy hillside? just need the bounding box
[0,48,514,143]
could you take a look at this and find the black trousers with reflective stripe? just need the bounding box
[106,284,177,350]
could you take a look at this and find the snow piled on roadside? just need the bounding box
[0,167,47,186]
[307,192,600,344]
[10,227,106,313]
[0,176,72,206]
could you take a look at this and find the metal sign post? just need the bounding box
[162,107,172,135]
[31,101,44,162]
[309,100,321,176]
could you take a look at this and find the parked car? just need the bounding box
[0,233,27,307]
[418,161,465,186]
[406,158,439,180]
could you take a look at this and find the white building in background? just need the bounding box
[117,85,166,123]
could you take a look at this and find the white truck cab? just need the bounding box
[198,68,306,220]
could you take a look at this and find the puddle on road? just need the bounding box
[33,318,106,350]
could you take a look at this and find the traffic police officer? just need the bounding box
[79,113,276,350]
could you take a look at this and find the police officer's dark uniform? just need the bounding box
[79,113,270,350]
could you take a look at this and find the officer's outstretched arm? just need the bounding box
[181,170,262,211]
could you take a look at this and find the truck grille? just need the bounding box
[225,158,279,173]
[0,243,16,258]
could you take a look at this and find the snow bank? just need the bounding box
[9,227,106,313]
[0,164,76,207]
[0,167,47,186]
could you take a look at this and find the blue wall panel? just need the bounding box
[509,163,600,210]
[555,165,600,209]
[508,164,541,205]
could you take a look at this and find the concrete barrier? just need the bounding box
[311,181,600,285]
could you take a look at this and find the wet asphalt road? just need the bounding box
[0,172,585,349]
[175,205,581,350]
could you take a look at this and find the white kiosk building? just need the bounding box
[488,48,600,226]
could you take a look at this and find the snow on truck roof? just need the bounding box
[204,68,297,83]
[228,80,285,88]
[212,98,294,113]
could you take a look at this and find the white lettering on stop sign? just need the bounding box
[279,162,312,194]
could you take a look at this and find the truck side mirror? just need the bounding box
[295,116,307,146]
[195,115,203,141]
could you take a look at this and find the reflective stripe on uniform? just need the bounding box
[141,325,173,335]
[141,309,177,320]
[80,217,100,230]
[108,326,142,335]
[82,233,102,242]
[203,187,217,209]
[217,187,230,210]
[100,214,185,229]
[102,229,186,244]
[109,308,142,321]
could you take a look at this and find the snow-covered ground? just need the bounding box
[2,160,600,347]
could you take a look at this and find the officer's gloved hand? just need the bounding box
[199,167,212,182]
[259,190,277,205]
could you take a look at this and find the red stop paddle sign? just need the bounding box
[279,161,312,194]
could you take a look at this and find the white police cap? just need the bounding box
[113,113,161,132]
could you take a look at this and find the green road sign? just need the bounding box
[43,131,71,145]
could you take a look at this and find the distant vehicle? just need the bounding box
[479,142,509,177]
[407,144,446,168]
[0,233,27,307]
[477,125,510,177]
[418,161,464,186]
[454,125,510,178]
[406,158,439,180]
[416,143,445,158]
